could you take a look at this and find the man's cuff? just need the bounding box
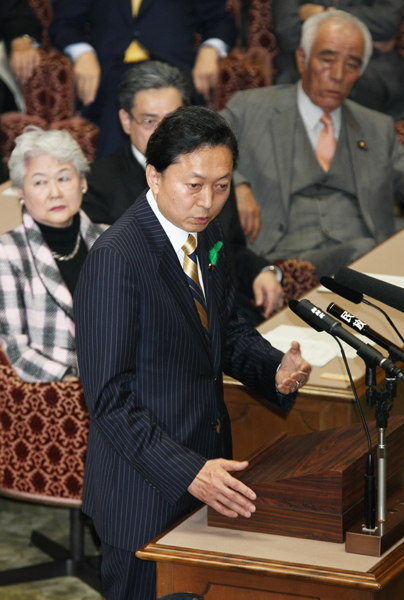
[64,42,96,62]
[200,38,228,59]
[260,264,283,284]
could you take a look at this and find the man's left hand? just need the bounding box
[192,46,220,101]
[275,341,311,395]
[253,270,284,319]
[10,36,41,83]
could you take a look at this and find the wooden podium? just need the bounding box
[208,417,404,543]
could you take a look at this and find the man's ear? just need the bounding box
[119,109,132,136]
[296,46,306,76]
[146,164,161,195]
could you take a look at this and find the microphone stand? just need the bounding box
[365,367,395,523]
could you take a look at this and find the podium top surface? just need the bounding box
[138,505,404,591]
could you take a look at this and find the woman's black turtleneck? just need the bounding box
[36,212,88,296]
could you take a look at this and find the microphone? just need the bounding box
[334,267,404,314]
[289,299,404,381]
[327,303,404,364]
[320,276,363,304]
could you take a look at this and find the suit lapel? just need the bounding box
[23,210,73,318]
[344,103,375,236]
[135,195,213,364]
[271,87,299,211]
[197,231,221,372]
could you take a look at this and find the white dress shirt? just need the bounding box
[297,81,341,151]
[146,189,205,295]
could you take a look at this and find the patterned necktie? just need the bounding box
[316,112,337,172]
[182,235,210,334]
[124,0,150,63]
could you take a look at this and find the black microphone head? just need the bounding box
[289,299,323,331]
[335,267,404,314]
[320,276,363,304]
[288,299,299,313]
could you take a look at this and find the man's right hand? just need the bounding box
[235,183,261,242]
[188,458,256,518]
[73,52,101,106]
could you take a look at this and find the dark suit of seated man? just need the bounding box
[74,105,312,600]
[83,61,285,323]
[222,10,404,278]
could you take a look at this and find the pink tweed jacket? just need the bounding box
[0,208,107,381]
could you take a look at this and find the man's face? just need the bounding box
[296,20,364,112]
[119,87,183,155]
[146,145,233,232]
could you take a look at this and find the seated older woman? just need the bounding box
[0,127,107,381]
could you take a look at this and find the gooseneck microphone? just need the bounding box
[334,267,404,314]
[289,299,404,381]
[327,303,404,364]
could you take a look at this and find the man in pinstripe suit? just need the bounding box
[74,106,311,600]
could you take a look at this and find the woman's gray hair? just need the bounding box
[300,10,373,75]
[8,126,89,188]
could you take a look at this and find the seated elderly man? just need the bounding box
[221,11,404,278]
[83,61,285,322]
[272,0,404,121]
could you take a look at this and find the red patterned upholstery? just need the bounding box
[275,259,318,308]
[211,0,275,110]
[50,117,99,163]
[248,0,278,55]
[0,346,89,505]
[42,51,75,122]
[29,0,53,52]
[0,112,48,163]
[215,46,273,110]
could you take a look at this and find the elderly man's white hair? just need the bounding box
[300,10,373,75]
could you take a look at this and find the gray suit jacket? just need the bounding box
[221,84,404,258]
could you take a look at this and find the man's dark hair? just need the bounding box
[146,106,239,173]
[117,61,191,114]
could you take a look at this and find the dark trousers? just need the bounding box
[101,541,156,600]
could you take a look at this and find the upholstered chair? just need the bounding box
[0,345,102,593]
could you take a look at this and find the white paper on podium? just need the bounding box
[318,273,404,293]
[263,324,375,368]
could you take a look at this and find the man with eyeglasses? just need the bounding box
[83,61,188,225]
[83,61,286,322]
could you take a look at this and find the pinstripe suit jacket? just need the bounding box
[0,209,106,381]
[74,191,295,552]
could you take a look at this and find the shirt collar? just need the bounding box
[146,188,198,255]
[131,143,147,169]
[297,80,342,139]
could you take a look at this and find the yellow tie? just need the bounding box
[124,0,150,63]
[182,235,210,333]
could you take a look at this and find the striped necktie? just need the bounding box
[182,235,210,334]
[316,112,337,172]
[124,0,150,63]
